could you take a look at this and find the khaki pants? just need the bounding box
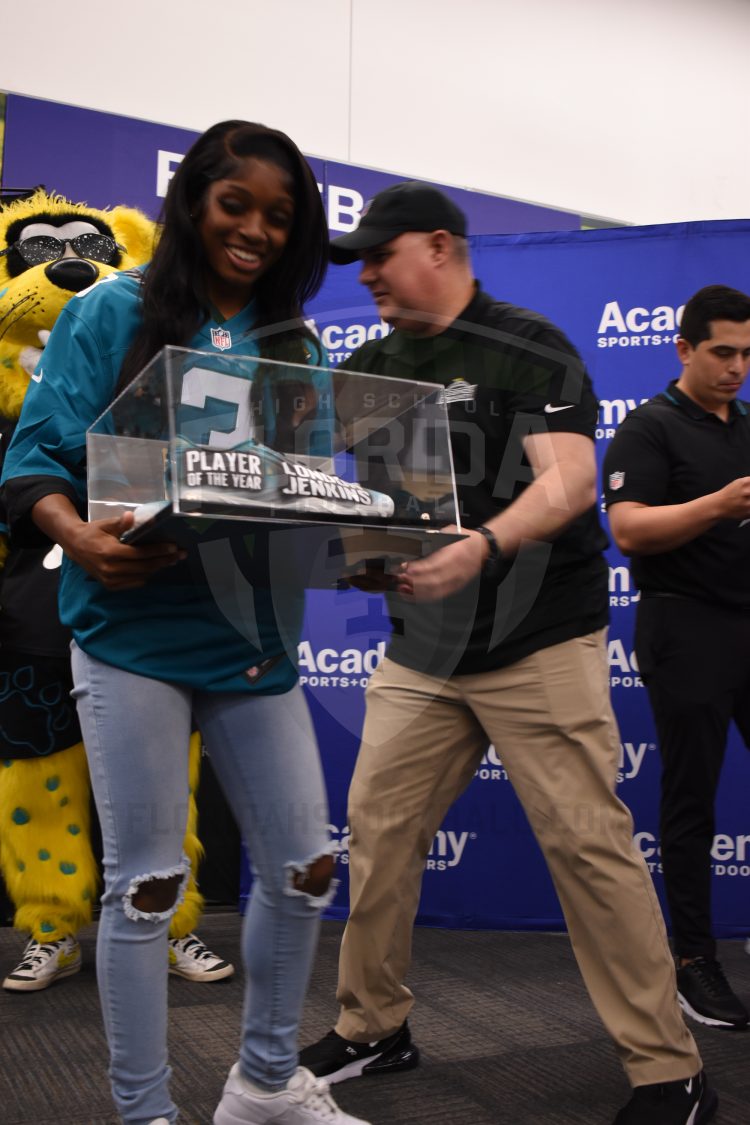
[335,630,701,1085]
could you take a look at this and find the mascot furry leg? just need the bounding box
[1,742,98,946]
[0,734,231,990]
[0,189,234,990]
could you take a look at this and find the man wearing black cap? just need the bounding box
[301,182,715,1125]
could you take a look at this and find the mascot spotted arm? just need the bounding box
[0,189,233,989]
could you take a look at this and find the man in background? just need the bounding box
[604,283,750,1032]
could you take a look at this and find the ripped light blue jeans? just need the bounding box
[71,643,333,1125]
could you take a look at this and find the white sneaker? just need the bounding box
[168,932,234,982]
[213,1063,371,1124]
[2,935,81,992]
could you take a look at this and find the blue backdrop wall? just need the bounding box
[2,94,748,937]
[302,221,750,937]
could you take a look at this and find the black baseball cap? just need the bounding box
[330,181,468,264]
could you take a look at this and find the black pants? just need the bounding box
[635,595,750,960]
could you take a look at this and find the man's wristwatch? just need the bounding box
[475,525,503,579]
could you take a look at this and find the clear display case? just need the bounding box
[86,346,462,586]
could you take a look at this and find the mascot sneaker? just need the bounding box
[3,935,81,991]
[168,932,235,981]
[213,1063,371,1124]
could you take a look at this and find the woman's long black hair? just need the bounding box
[116,120,328,393]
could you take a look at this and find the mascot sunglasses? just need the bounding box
[0,232,124,267]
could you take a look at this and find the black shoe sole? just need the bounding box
[363,1041,420,1077]
[613,1084,718,1125]
[678,992,749,1030]
[320,1041,420,1085]
[697,1086,719,1125]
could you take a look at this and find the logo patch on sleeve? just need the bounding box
[608,471,625,491]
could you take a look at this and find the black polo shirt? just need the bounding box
[603,381,750,607]
[341,286,609,675]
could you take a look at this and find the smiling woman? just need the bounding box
[197,157,295,318]
[115,120,329,396]
[0,121,368,1125]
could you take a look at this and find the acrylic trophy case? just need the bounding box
[86,346,462,587]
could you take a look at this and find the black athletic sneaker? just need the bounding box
[613,1070,718,1125]
[677,957,749,1029]
[299,1021,420,1084]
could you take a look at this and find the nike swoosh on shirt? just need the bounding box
[30,369,43,383]
[740,519,750,528]
[544,403,574,413]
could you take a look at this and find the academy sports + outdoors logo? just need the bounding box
[636,831,750,878]
[328,822,476,872]
[297,640,387,690]
[608,564,640,608]
[297,636,645,690]
[477,741,651,783]
[595,300,684,349]
[608,638,643,688]
[596,398,650,441]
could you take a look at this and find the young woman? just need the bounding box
[1,121,369,1125]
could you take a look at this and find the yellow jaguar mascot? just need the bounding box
[0,189,233,989]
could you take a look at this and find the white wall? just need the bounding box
[3,0,749,226]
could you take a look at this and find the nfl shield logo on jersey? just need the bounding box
[211,327,232,351]
[609,471,625,491]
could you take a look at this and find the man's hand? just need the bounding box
[609,476,750,556]
[395,526,487,602]
[394,431,598,603]
[342,559,401,592]
[715,476,750,520]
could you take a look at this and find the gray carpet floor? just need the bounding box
[1,915,748,1124]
